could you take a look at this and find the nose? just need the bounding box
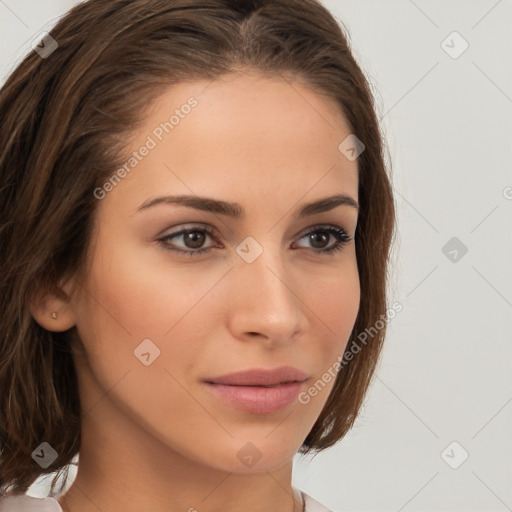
[226,247,308,348]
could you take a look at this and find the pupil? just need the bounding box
[185,231,205,248]
[310,232,329,249]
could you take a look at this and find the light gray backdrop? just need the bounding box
[1,1,511,511]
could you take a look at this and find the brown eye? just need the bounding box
[158,225,218,256]
[292,225,352,255]
[181,230,207,249]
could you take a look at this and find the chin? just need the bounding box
[213,436,301,473]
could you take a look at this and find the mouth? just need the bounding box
[202,366,309,414]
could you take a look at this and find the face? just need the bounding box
[63,72,360,473]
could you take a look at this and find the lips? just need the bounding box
[202,366,309,414]
[203,365,309,387]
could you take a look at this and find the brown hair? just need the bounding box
[0,0,395,496]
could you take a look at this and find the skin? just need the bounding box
[31,72,360,512]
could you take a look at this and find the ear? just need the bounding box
[29,276,78,332]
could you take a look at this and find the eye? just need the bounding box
[292,224,353,255]
[157,224,219,257]
[157,223,353,257]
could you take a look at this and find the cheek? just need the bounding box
[72,240,220,381]
[70,244,212,427]
[305,253,360,343]
[293,261,360,412]
[300,262,360,410]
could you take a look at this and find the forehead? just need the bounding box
[149,71,353,151]
[100,73,358,217]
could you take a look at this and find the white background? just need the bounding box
[1,1,511,511]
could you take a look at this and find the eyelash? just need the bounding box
[157,223,353,257]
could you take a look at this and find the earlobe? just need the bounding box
[29,279,78,332]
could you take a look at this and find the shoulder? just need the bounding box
[0,494,62,512]
[301,489,340,512]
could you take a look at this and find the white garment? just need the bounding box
[0,494,59,511]
[0,488,337,512]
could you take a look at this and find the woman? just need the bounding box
[0,0,395,511]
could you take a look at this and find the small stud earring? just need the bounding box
[51,312,58,319]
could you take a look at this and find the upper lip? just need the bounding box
[204,365,309,386]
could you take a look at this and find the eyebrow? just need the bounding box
[136,193,359,218]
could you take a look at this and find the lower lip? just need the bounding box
[203,381,304,414]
